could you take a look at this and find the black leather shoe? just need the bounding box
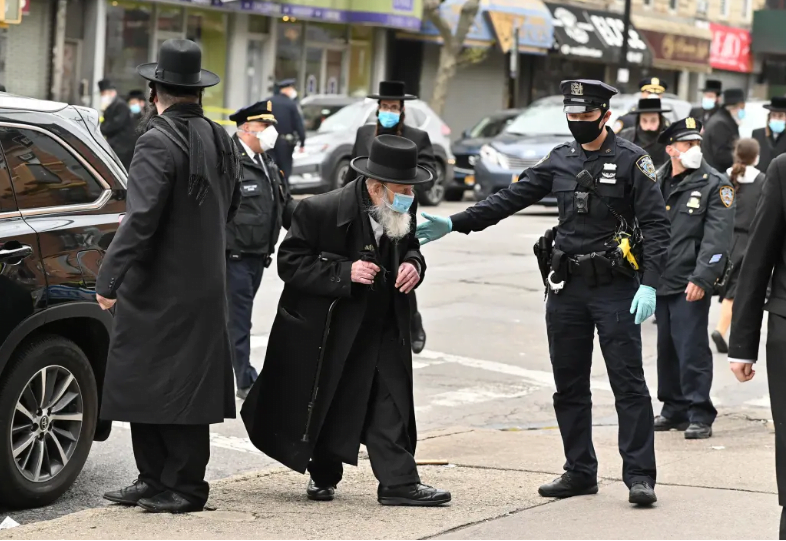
[103,480,161,505]
[137,491,203,513]
[538,473,598,498]
[378,483,451,506]
[307,479,335,501]
[411,314,426,354]
[685,423,713,439]
[711,331,729,354]
[236,387,251,400]
[654,415,690,432]
[629,481,657,506]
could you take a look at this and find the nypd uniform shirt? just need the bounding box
[450,127,671,289]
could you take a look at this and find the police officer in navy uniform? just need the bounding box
[613,77,668,134]
[266,79,306,180]
[653,118,734,439]
[227,101,296,399]
[417,80,671,506]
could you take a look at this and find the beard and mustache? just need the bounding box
[368,198,412,241]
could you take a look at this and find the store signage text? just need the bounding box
[710,23,752,73]
[640,30,710,67]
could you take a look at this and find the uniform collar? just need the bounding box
[236,135,258,162]
[568,127,617,160]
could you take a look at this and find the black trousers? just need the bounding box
[546,276,656,488]
[226,256,265,389]
[130,423,210,506]
[768,314,786,507]
[307,371,420,488]
[271,140,293,180]
[656,293,717,425]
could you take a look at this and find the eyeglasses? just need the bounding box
[379,104,402,113]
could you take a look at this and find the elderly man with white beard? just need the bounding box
[241,135,451,506]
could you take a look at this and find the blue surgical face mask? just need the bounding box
[130,103,142,115]
[378,111,401,129]
[384,184,414,214]
[737,108,746,121]
[702,97,716,111]
[770,119,786,134]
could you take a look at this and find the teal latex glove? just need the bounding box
[416,213,452,245]
[630,285,657,325]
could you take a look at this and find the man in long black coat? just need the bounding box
[242,135,451,506]
[702,88,746,173]
[689,79,722,125]
[753,97,786,174]
[98,79,137,169]
[95,39,242,514]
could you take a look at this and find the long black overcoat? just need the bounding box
[101,98,137,169]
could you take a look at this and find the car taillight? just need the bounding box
[441,123,451,136]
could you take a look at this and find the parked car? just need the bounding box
[475,94,692,204]
[450,109,521,201]
[288,98,455,206]
[0,94,127,508]
[299,94,363,133]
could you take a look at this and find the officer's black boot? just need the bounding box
[538,472,598,499]
[685,423,712,439]
[654,415,690,431]
[628,481,657,506]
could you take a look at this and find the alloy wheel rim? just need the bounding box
[11,365,83,482]
[337,163,349,188]
[427,165,445,201]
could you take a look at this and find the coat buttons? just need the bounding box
[330,277,335,282]
[336,277,341,282]
[666,205,670,210]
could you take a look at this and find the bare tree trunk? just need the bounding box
[430,45,458,116]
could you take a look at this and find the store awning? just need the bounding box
[544,3,652,66]
[752,9,786,55]
[397,0,554,53]
[632,15,712,73]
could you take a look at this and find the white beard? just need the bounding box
[369,202,412,241]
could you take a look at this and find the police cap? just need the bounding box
[229,100,277,126]
[657,117,703,145]
[276,78,297,89]
[560,80,618,114]
[639,77,667,94]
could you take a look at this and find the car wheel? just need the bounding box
[332,159,350,191]
[0,335,98,508]
[443,187,465,202]
[417,161,446,207]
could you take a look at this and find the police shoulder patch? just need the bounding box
[636,155,657,182]
[535,151,550,167]
[720,185,735,208]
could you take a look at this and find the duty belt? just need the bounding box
[548,249,634,293]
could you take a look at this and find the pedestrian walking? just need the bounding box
[728,152,786,539]
[752,96,786,174]
[127,89,147,127]
[96,39,242,514]
[416,79,670,506]
[702,88,746,172]
[266,79,306,180]
[689,80,723,125]
[241,135,451,507]
[618,97,671,168]
[712,138,764,354]
[98,79,136,168]
[612,77,668,134]
[346,80,436,353]
[226,100,296,400]
[652,118,735,440]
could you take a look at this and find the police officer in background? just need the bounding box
[653,118,734,440]
[266,79,306,180]
[689,80,723,124]
[618,98,671,168]
[753,96,786,173]
[702,88,746,172]
[227,101,296,399]
[613,77,668,134]
[417,80,670,506]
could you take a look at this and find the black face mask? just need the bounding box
[638,128,659,144]
[568,113,606,144]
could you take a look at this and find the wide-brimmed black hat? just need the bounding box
[229,100,277,125]
[350,135,432,185]
[127,89,146,101]
[702,79,723,93]
[631,98,671,114]
[723,88,746,105]
[658,117,703,145]
[137,39,219,88]
[368,81,416,101]
[764,96,786,112]
[98,79,115,92]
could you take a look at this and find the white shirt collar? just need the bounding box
[725,165,761,184]
[368,215,383,244]
[238,137,257,162]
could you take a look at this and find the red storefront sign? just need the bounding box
[710,23,752,73]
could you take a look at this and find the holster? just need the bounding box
[533,227,557,288]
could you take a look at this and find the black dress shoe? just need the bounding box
[103,480,161,505]
[779,507,786,540]
[411,314,426,354]
[685,423,713,439]
[378,483,451,506]
[236,387,251,400]
[306,479,335,501]
[629,481,657,506]
[711,331,729,354]
[654,415,690,432]
[538,473,598,498]
[137,491,204,513]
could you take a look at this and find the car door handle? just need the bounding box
[0,245,33,263]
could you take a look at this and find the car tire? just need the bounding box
[331,158,351,191]
[443,187,465,202]
[0,335,98,509]
[417,161,446,207]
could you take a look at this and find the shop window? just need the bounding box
[186,9,227,120]
[669,0,677,11]
[349,28,373,97]
[276,21,303,87]
[104,0,151,96]
[157,6,183,32]
[1,128,104,210]
[720,0,730,18]
[248,15,269,35]
[306,22,348,45]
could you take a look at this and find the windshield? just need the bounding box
[469,115,515,138]
[302,103,349,132]
[317,102,366,133]
[504,103,572,136]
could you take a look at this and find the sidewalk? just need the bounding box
[1,413,778,540]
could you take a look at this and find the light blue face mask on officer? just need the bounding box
[384,184,414,213]
[378,111,401,129]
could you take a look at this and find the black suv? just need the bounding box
[0,95,127,508]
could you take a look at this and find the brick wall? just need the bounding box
[5,0,53,99]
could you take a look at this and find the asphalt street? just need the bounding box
[1,199,773,527]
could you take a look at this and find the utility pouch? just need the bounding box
[576,254,597,288]
[593,255,614,286]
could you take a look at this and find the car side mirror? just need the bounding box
[462,129,471,138]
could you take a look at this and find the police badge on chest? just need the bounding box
[687,190,702,210]
[599,163,617,184]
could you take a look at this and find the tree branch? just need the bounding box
[453,0,481,51]
[423,0,456,49]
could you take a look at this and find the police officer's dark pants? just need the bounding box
[656,293,717,425]
[131,423,210,506]
[226,255,265,390]
[271,141,293,180]
[546,277,656,488]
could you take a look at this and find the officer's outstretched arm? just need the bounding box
[631,155,671,289]
[690,179,735,292]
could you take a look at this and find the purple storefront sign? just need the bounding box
[232,0,421,30]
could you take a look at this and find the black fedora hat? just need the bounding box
[97,79,115,92]
[702,79,722,93]
[137,39,219,88]
[765,96,786,112]
[723,88,746,105]
[631,98,671,114]
[350,135,433,185]
[368,81,416,101]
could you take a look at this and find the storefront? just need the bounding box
[1,0,53,99]
[707,23,754,94]
[752,7,786,98]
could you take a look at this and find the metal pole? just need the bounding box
[617,0,632,92]
[50,0,67,101]
[513,26,520,108]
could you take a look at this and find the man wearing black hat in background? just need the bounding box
[652,117,734,440]
[618,98,672,168]
[417,79,671,506]
[702,88,746,172]
[689,80,723,124]
[266,78,306,180]
[226,100,295,400]
[98,78,136,168]
[346,80,437,354]
[612,77,668,134]
[96,39,243,514]
[753,96,786,173]
[241,135,451,506]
